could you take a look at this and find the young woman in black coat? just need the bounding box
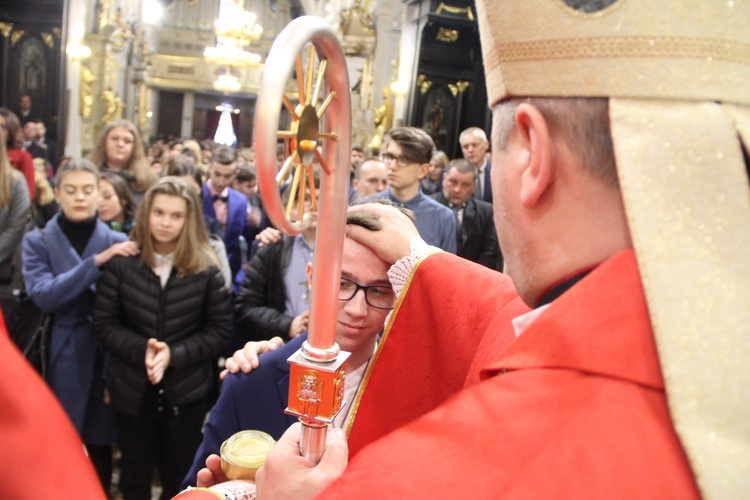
[94,177,232,499]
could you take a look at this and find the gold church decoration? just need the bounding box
[41,32,54,49]
[11,30,25,47]
[80,65,95,118]
[436,2,474,20]
[0,22,13,38]
[436,28,459,43]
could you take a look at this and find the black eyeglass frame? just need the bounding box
[380,152,420,168]
[339,276,396,310]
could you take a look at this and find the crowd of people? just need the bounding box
[1,0,747,497]
[0,93,500,498]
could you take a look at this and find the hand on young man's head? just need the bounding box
[345,203,419,265]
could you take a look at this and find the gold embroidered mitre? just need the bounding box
[475,1,750,499]
[476,0,750,106]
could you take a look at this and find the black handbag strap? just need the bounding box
[20,228,50,377]
[21,314,51,377]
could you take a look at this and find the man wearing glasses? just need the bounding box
[182,209,402,488]
[375,127,456,253]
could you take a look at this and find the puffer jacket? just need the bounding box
[234,235,295,341]
[93,255,232,417]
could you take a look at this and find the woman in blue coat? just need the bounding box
[22,158,139,491]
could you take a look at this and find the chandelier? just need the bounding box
[204,0,263,70]
[215,5,263,42]
[213,70,242,92]
[204,45,261,68]
[206,0,263,92]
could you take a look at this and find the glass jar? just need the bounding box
[219,430,276,481]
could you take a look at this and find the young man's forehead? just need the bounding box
[385,140,405,154]
[341,238,389,283]
[340,267,389,286]
[212,162,235,171]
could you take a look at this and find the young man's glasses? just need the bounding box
[339,276,396,310]
[381,152,416,168]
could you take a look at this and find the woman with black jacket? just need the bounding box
[94,177,232,499]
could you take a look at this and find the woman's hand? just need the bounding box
[145,338,171,385]
[94,240,139,267]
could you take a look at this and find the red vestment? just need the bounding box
[347,253,527,456]
[325,249,700,498]
[0,313,106,498]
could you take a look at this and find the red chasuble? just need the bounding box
[327,249,699,498]
[0,314,106,499]
[347,252,527,457]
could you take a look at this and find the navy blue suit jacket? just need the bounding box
[473,161,493,204]
[202,186,248,280]
[182,334,304,488]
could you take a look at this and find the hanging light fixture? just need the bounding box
[205,0,263,84]
[213,69,242,92]
[214,3,263,43]
[204,45,262,68]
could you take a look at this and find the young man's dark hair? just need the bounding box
[383,127,435,165]
[212,145,237,165]
[166,155,204,188]
[235,164,256,184]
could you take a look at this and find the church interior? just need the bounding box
[0,0,490,160]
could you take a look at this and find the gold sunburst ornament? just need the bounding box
[274,44,340,225]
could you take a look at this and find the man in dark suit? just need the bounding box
[15,93,35,125]
[202,145,249,284]
[37,120,59,171]
[182,226,393,488]
[431,159,502,270]
[22,119,49,162]
[459,127,493,204]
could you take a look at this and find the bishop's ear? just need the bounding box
[515,103,554,208]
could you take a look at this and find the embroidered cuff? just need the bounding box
[387,236,441,296]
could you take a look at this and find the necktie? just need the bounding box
[451,204,464,243]
[212,194,228,203]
